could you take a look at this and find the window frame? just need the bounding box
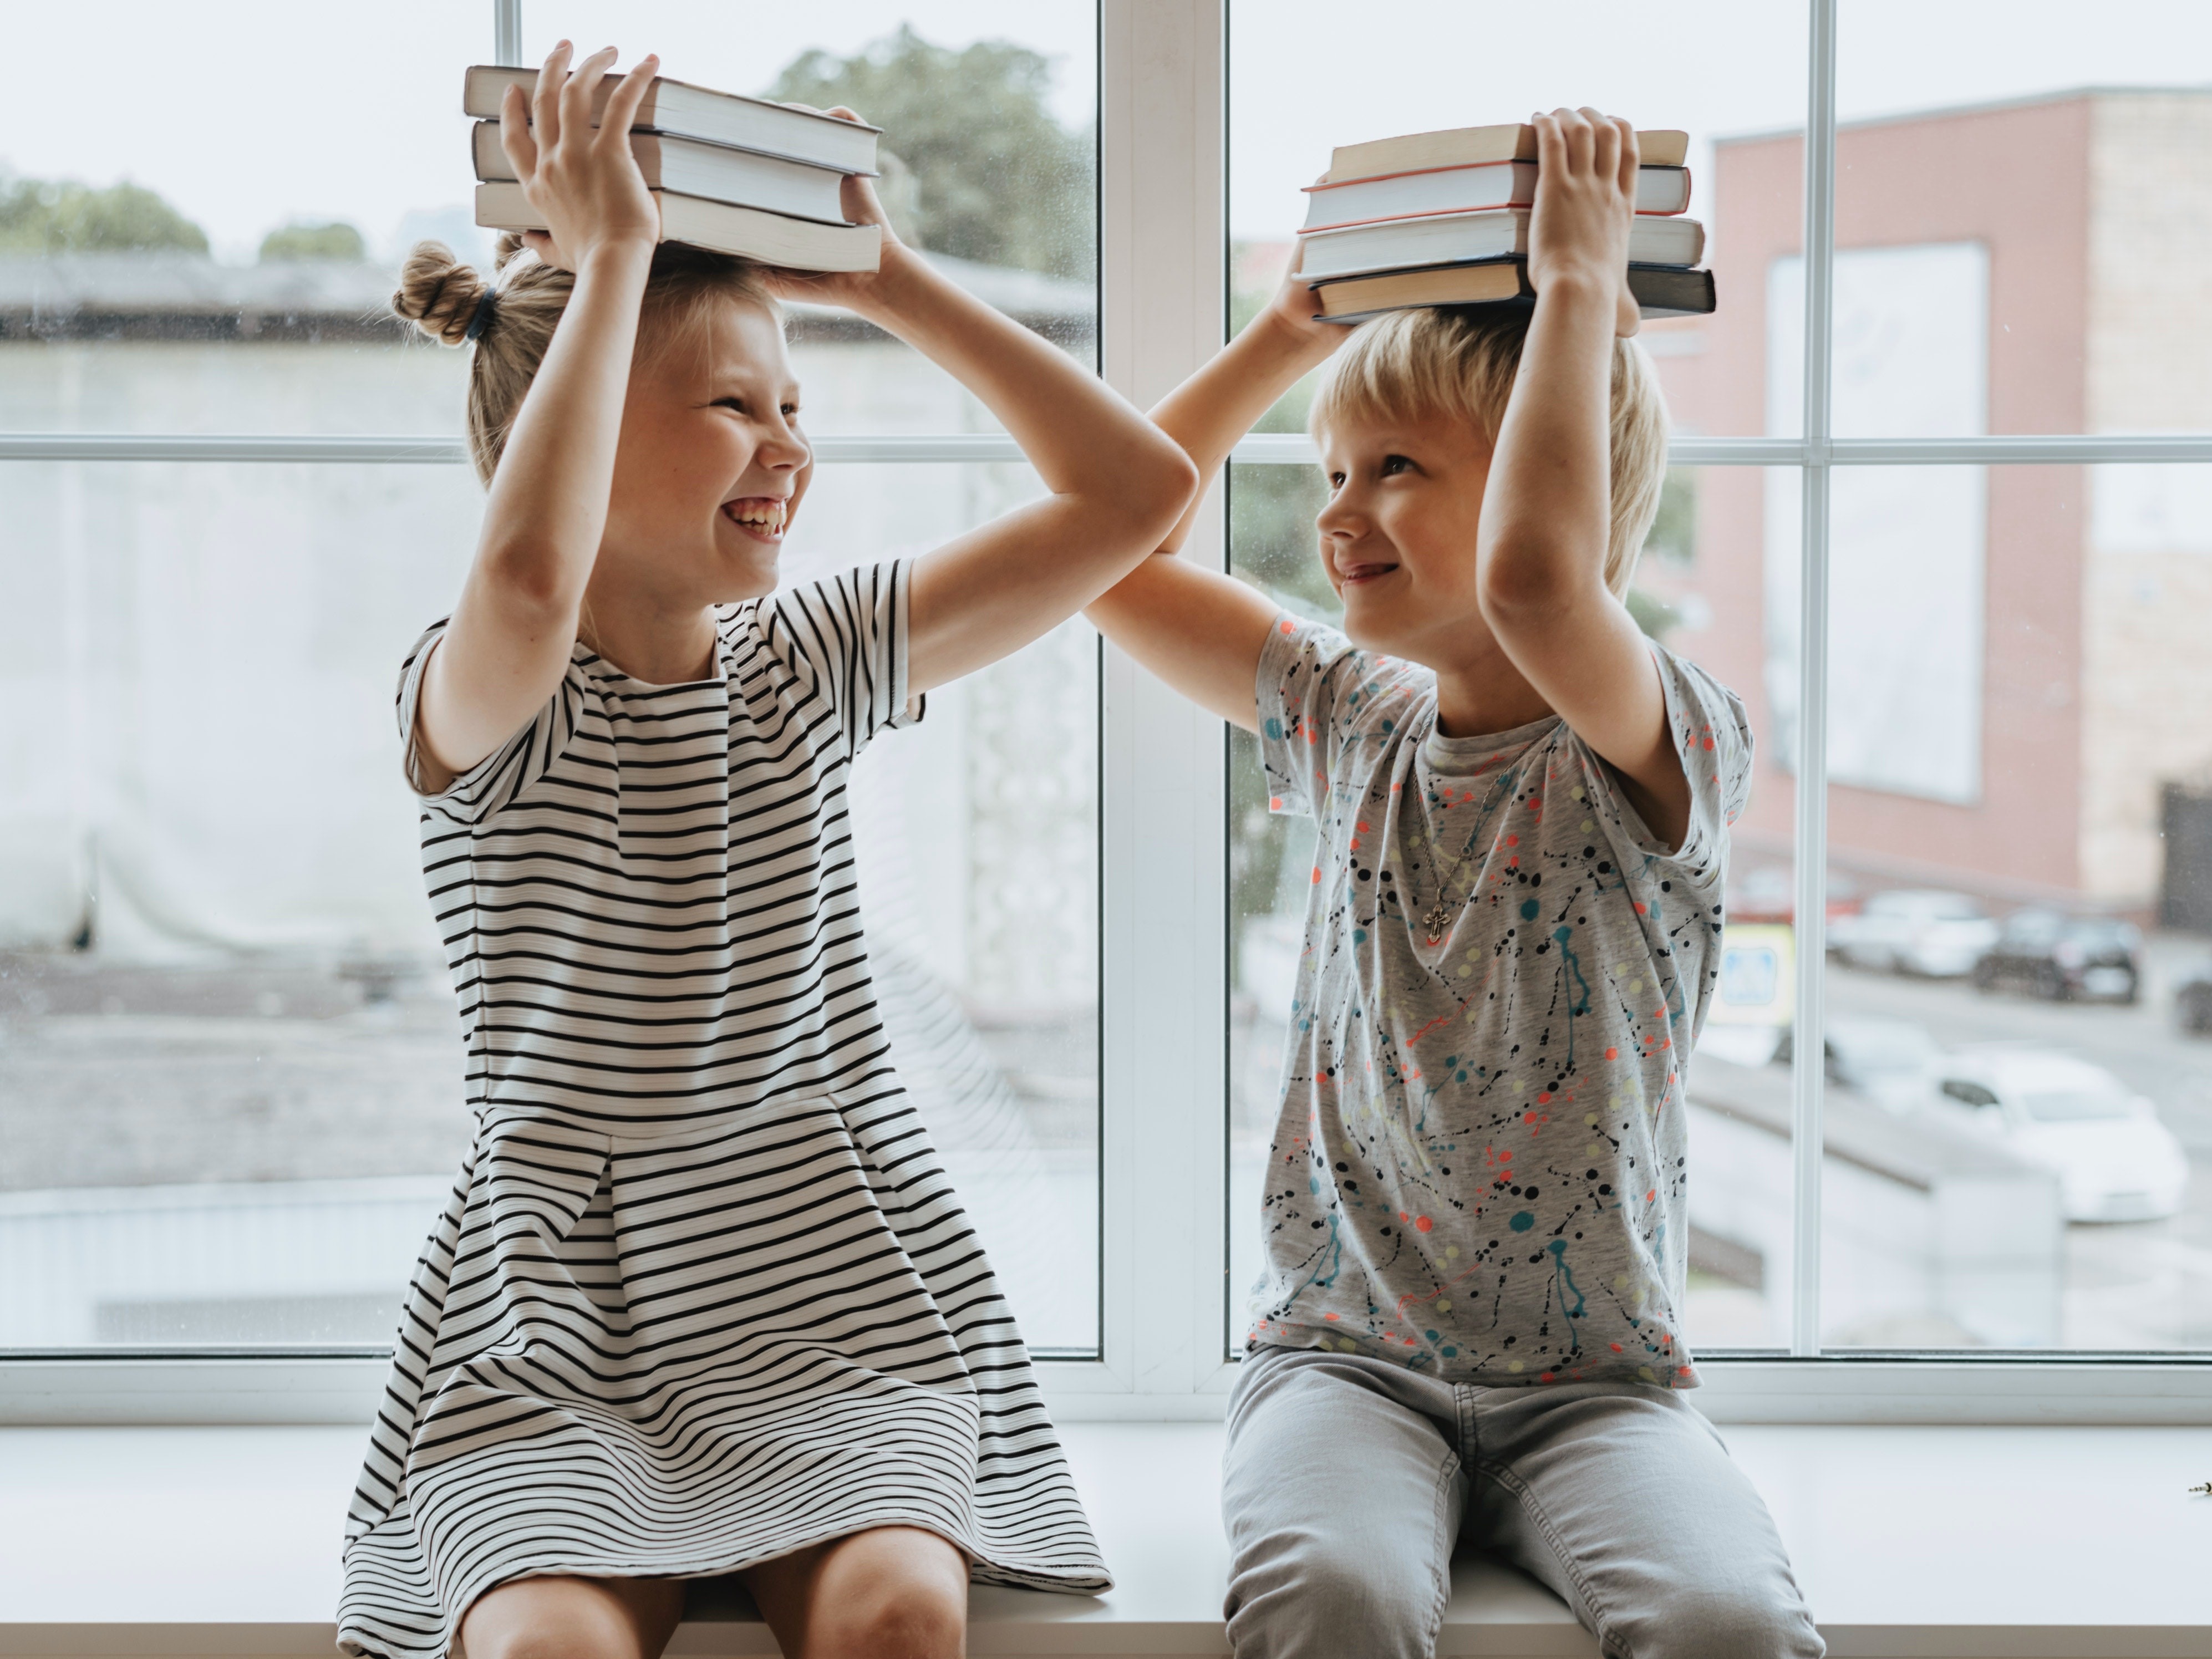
[4,0,2212,1426]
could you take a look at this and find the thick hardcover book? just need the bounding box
[463,65,881,176]
[1311,261,1717,322]
[472,123,850,226]
[1301,161,1690,232]
[1298,208,1705,283]
[475,181,882,272]
[1327,123,1689,182]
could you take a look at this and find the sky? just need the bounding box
[4,1,2211,260]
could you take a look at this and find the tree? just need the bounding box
[0,173,208,254]
[764,25,1091,280]
[259,221,368,262]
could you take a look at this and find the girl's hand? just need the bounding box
[499,42,663,271]
[1528,106,1641,337]
[751,106,914,314]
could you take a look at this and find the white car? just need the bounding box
[1931,1048,2188,1223]
[1827,889,2000,978]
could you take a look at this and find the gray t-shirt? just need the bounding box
[1249,615,1753,1387]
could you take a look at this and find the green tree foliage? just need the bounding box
[0,173,208,254]
[258,220,368,262]
[764,25,1091,279]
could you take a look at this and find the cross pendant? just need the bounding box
[1422,902,1452,943]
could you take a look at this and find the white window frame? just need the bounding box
[3,0,2211,1426]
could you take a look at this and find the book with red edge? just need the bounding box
[1301,160,1690,233]
[1298,207,1704,283]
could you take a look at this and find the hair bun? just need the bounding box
[392,241,490,347]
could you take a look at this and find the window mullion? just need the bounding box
[1790,0,1839,1361]
[495,0,522,67]
[1094,0,1229,1400]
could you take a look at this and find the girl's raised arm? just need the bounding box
[410,43,662,791]
[767,136,1199,693]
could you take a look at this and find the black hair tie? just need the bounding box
[462,285,500,343]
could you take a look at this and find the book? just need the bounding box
[472,122,850,226]
[474,181,882,272]
[1311,261,1717,323]
[1327,123,1689,182]
[1298,208,1705,283]
[1301,161,1690,232]
[463,65,881,175]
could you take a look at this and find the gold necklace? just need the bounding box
[1417,762,1517,944]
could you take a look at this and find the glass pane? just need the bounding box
[527,2,1099,429]
[1224,461,1797,1356]
[0,458,1100,1356]
[1833,0,2212,435]
[0,3,1094,439]
[2,2,484,435]
[1229,0,1805,437]
[1763,464,2211,1351]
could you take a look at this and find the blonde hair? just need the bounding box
[391,233,781,485]
[1308,309,1670,598]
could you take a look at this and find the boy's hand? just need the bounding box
[1528,107,1640,338]
[1260,226,1343,348]
[753,106,917,316]
[500,43,663,271]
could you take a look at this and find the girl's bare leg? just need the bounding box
[743,1525,969,1659]
[457,1573,687,1659]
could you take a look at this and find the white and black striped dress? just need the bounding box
[337,562,1107,1659]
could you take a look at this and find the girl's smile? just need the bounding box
[720,495,792,542]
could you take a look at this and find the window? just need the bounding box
[6,0,2210,1422]
[1224,0,2212,1373]
[0,1,1105,1360]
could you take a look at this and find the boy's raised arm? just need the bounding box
[1084,261,1343,731]
[1474,108,1692,848]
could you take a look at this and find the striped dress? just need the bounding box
[337,562,1107,1659]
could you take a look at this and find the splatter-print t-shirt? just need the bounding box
[1247,616,1753,1388]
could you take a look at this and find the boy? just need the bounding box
[1086,110,1824,1659]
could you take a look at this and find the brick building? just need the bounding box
[1652,89,2212,911]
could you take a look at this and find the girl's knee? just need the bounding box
[806,1577,965,1659]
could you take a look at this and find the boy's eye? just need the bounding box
[1380,454,1412,476]
[714,397,746,414]
[1328,471,1347,490]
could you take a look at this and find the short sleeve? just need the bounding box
[394,619,584,826]
[1255,614,1423,820]
[759,559,921,762]
[1580,642,1755,888]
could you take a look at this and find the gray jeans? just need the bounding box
[1222,1346,1824,1659]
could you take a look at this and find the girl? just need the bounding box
[341,44,1196,1659]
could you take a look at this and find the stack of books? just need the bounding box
[464,65,884,273]
[1296,123,1714,323]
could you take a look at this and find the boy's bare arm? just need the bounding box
[1085,261,1343,731]
[1475,108,1692,848]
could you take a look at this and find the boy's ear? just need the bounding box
[1616,282,1640,339]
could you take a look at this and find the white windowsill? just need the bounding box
[3,1421,2208,1658]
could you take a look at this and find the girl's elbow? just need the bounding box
[476,540,585,619]
[1138,436,1202,518]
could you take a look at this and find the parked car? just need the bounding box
[1826,889,1999,978]
[1773,1015,1944,1113]
[1930,1047,2187,1222]
[1970,909,2142,1003]
[1723,863,1862,925]
[2178,961,2212,1036]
